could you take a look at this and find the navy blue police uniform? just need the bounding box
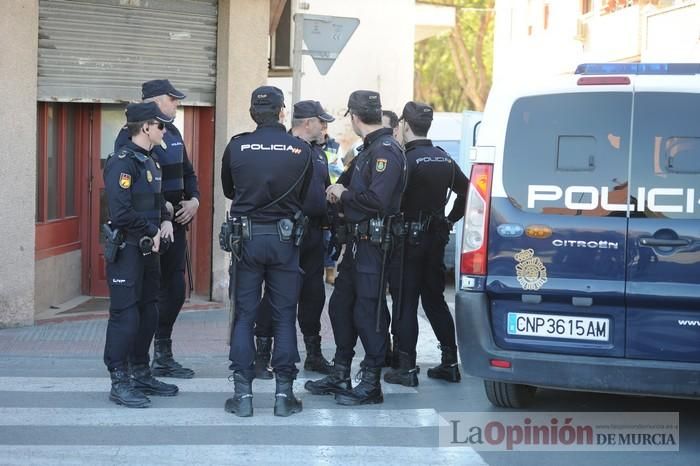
[221,86,312,417]
[114,79,199,379]
[330,127,404,364]
[103,102,179,407]
[254,101,335,376]
[305,90,405,406]
[385,102,469,387]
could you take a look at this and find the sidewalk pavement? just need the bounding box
[0,283,453,365]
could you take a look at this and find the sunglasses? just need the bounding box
[149,121,165,130]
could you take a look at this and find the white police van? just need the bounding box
[456,63,700,407]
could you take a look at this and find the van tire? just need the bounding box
[484,380,536,408]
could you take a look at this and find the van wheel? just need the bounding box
[483,380,536,408]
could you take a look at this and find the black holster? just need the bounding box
[101,224,124,263]
[219,214,245,256]
[292,211,308,247]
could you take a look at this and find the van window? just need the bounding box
[631,92,700,220]
[503,93,632,216]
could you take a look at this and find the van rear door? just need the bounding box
[626,86,700,362]
[489,90,632,357]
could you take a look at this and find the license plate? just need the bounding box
[507,312,609,341]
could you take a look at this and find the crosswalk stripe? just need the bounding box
[0,407,446,428]
[0,376,417,394]
[0,445,487,465]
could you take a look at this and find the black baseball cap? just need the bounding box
[142,79,186,100]
[399,101,433,126]
[250,86,285,112]
[293,100,335,122]
[344,90,381,116]
[125,102,173,123]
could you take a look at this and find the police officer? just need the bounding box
[384,102,469,387]
[382,110,400,140]
[221,86,312,417]
[103,102,179,408]
[305,90,406,406]
[115,79,200,379]
[254,100,335,377]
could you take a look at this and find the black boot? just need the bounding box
[255,337,274,380]
[303,335,332,374]
[151,338,195,379]
[383,351,419,387]
[274,374,303,417]
[224,372,253,417]
[304,360,352,395]
[109,369,150,408]
[335,366,383,406]
[427,345,461,383]
[131,364,179,396]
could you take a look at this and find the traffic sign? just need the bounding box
[300,14,360,75]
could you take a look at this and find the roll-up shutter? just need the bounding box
[38,0,217,105]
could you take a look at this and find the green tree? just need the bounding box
[415,0,494,112]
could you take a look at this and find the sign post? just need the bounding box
[291,14,360,105]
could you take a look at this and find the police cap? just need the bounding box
[142,79,186,100]
[399,101,433,126]
[344,90,381,117]
[293,100,335,122]
[125,102,173,123]
[250,86,285,112]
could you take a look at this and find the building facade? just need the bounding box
[0,0,272,327]
[493,0,700,84]
[0,0,459,327]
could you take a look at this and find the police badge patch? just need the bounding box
[119,173,132,189]
[146,170,153,183]
[515,248,548,291]
[375,158,387,172]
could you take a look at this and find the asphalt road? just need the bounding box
[0,285,697,465]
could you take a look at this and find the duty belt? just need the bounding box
[249,221,283,237]
[340,215,405,245]
[221,214,307,247]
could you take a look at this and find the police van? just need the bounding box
[456,63,700,407]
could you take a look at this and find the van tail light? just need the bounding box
[460,163,493,276]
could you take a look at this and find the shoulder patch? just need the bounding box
[119,173,132,189]
[375,158,387,172]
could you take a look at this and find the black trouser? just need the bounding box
[104,245,160,372]
[156,225,187,340]
[328,239,388,368]
[389,220,456,354]
[228,227,301,379]
[256,226,326,338]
